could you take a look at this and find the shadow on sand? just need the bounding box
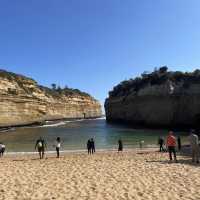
[12,157,47,162]
[146,159,200,167]
[12,156,63,162]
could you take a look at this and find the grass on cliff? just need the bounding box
[0,69,36,83]
[39,85,91,98]
[0,69,92,98]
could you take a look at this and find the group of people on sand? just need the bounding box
[1,129,199,163]
[34,137,123,159]
[158,135,181,153]
[87,138,95,154]
[0,136,123,159]
[158,130,200,163]
[35,137,61,159]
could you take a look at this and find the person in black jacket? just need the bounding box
[158,137,164,152]
[90,138,95,154]
[87,139,91,155]
[118,139,123,152]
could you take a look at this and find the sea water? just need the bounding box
[0,118,189,153]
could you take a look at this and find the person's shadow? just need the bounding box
[146,145,200,167]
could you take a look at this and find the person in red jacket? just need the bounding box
[166,131,177,162]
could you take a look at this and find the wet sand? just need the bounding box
[0,150,199,200]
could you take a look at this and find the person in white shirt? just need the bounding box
[0,142,5,157]
[189,130,199,163]
[55,137,61,158]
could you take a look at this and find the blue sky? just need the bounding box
[0,0,200,110]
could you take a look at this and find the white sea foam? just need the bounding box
[21,117,105,129]
[40,121,66,127]
[38,117,105,128]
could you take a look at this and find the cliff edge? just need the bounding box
[0,70,102,127]
[105,67,200,128]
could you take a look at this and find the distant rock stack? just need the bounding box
[0,69,102,127]
[105,67,200,128]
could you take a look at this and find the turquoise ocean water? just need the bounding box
[0,118,189,153]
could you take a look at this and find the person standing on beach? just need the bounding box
[139,140,144,149]
[35,137,47,159]
[90,138,95,154]
[177,136,181,151]
[166,131,177,162]
[189,130,199,163]
[55,137,61,158]
[158,137,164,152]
[118,139,123,152]
[0,142,5,157]
[87,139,91,155]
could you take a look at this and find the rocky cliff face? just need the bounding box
[105,68,200,128]
[0,70,102,127]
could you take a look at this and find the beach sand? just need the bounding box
[0,150,200,200]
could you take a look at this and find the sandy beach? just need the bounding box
[0,150,200,200]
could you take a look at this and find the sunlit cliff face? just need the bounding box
[0,70,102,126]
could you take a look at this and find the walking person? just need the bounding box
[177,136,182,151]
[189,130,199,163]
[118,139,123,152]
[35,137,47,159]
[55,137,61,158]
[87,139,91,155]
[90,138,95,154]
[166,131,177,162]
[158,137,164,152]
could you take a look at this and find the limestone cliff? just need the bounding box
[105,67,200,128]
[0,70,102,127]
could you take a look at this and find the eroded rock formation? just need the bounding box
[105,67,200,128]
[0,70,102,127]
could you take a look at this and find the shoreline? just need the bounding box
[3,147,158,156]
[2,145,193,160]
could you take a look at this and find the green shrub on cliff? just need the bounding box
[39,85,91,98]
[0,69,91,98]
[108,67,200,97]
[0,69,36,83]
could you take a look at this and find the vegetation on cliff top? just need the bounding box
[0,69,36,83]
[39,84,91,98]
[108,67,200,98]
[0,69,91,98]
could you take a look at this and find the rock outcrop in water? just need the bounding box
[105,67,200,128]
[0,70,102,127]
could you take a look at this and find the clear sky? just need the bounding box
[0,0,200,110]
